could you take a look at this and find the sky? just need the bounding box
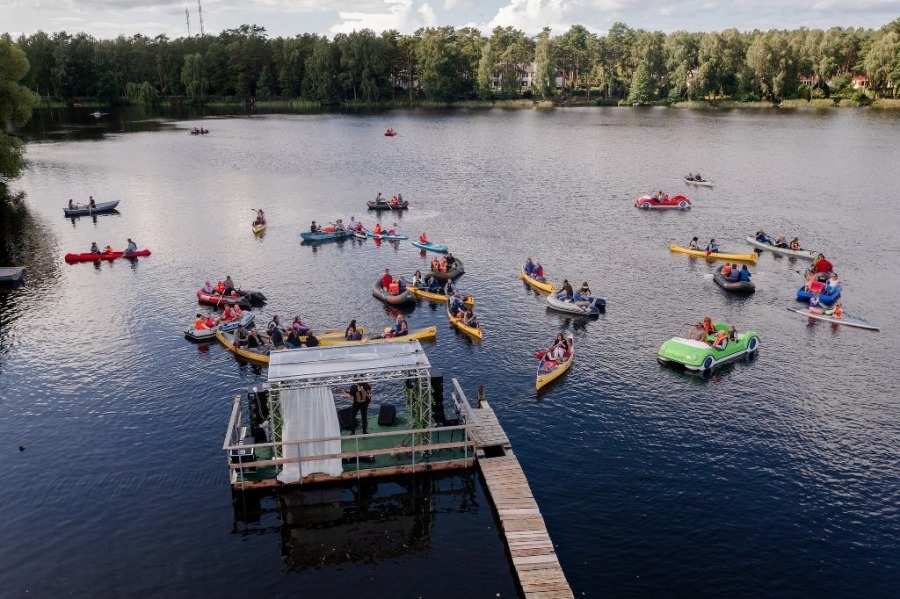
[3,0,899,40]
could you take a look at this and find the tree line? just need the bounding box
[5,19,900,109]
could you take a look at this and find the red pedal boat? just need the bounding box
[634,193,691,210]
[65,249,151,263]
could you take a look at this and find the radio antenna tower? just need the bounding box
[185,6,191,37]
[197,0,205,36]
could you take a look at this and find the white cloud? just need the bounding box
[329,0,435,34]
[487,0,566,33]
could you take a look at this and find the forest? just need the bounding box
[6,19,900,107]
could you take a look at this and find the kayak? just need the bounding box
[65,249,151,263]
[411,240,448,254]
[536,336,574,391]
[408,285,474,307]
[683,178,714,187]
[252,223,267,234]
[366,230,409,241]
[320,325,437,346]
[785,307,880,331]
[446,302,482,340]
[745,236,817,259]
[185,313,254,342]
[428,259,464,281]
[300,230,352,243]
[63,200,120,217]
[372,281,417,306]
[713,265,756,294]
[669,244,758,263]
[215,329,271,366]
[367,200,409,210]
[519,269,556,294]
[546,293,605,315]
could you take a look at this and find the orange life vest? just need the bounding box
[374,224,382,234]
[722,264,732,276]
[714,331,728,346]
[215,282,225,294]
[419,234,428,244]
[388,282,400,294]
[702,321,716,336]
[194,318,208,329]
[833,305,843,318]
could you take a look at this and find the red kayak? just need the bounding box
[65,249,151,263]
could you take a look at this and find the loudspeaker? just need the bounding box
[377,404,396,426]
[338,406,358,431]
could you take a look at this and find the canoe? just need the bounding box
[713,265,756,294]
[669,244,758,263]
[744,236,817,260]
[519,269,556,294]
[352,231,367,240]
[63,200,120,217]
[300,230,352,243]
[319,325,437,346]
[252,223,267,234]
[372,282,417,306]
[367,200,409,210]
[215,329,271,366]
[185,313,255,342]
[684,178,714,187]
[796,282,841,305]
[411,240,448,254]
[366,231,409,241]
[408,285,474,307]
[428,259,464,281]
[64,249,151,263]
[197,290,253,309]
[785,307,880,331]
[446,302,482,340]
[536,336,574,391]
[0,267,25,282]
[546,293,606,315]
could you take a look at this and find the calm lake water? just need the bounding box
[2,106,899,597]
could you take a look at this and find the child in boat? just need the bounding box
[722,263,732,277]
[532,263,545,281]
[790,238,801,250]
[809,294,824,313]
[90,242,101,254]
[419,233,429,244]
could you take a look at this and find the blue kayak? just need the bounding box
[300,230,352,243]
[411,240,448,254]
[366,231,409,241]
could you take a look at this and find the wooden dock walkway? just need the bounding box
[456,385,573,598]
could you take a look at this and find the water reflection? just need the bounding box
[67,210,121,228]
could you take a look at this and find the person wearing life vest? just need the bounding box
[388,280,400,294]
[722,263,732,277]
[104,245,114,254]
[701,316,716,337]
[419,233,429,244]
[215,281,226,295]
[431,258,440,272]
[221,305,237,322]
[194,314,209,330]
[373,222,383,235]
[712,329,728,350]
[380,268,393,291]
[833,303,843,319]
[390,195,398,205]
[532,263,545,281]
[789,237,801,250]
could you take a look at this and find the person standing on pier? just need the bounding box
[341,383,372,435]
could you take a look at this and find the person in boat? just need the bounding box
[824,273,840,294]
[789,237,801,250]
[223,275,236,296]
[419,232,429,245]
[267,318,286,350]
[739,265,751,282]
[310,220,321,234]
[728,325,738,342]
[557,279,574,301]
[694,173,702,181]
[701,316,716,338]
[390,195,399,205]
[755,230,770,244]
[524,257,535,275]
[687,172,693,181]
[291,315,309,335]
[443,279,457,296]
[445,253,457,270]
[194,314,210,330]
[811,254,833,274]
[380,268,393,291]
[809,294,823,313]
[830,302,844,319]
[90,242,101,255]
[125,238,137,254]
[412,270,423,287]
[532,263,545,281]
[728,263,741,281]
[68,199,76,209]
[387,222,399,235]
[347,216,358,231]
[285,328,303,348]
[706,238,719,253]
[803,271,817,292]
[773,235,788,248]
[202,281,215,295]
[372,222,383,235]
[722,263,732,277]
[711,328,729,350]
[397,193,404,204]
[688,237,700,250]
[375,192,385,204]
[89,196,96,208]
[426,274,441,292]
[573,282,592,305]
[687,323,706,341]
[233,324,249,348]
[397,276,407,293]
[255,209,266,225]
[246,327,270,355]
[437,257,448,273]
[345,319,363,341]
[449,290,465,317]
[462,308,478,329]
[104,245,114,254]
[215,280,226,295]
[219,305,237,323]
[391,314,408,337]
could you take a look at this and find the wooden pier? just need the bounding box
[454,382,573,598]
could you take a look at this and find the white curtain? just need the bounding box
[277,387,343,483]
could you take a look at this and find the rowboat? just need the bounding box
[713,265,756,294]
[546,293,605,315]
[366,231,409,241]
[64,249,151,263]
[446,302,482,340]
[63,200,120,217]
[428,259,464,281]
[0,267,25,283]
[300,229,352,243]
[252,223,267,234]
[669,244,757,263]
[196,290,256,309]
[408,285,474,307]
[185,313,255,342]
[785,307,880,331]
[536,335,573,391]
[372,282,417,306]
[411,240,448,254]
[215,329,271,366]
[519,269,556,294]
[319,325,437,346]
[684,178,714,187]
[744,236,817,260]
[367,200,408,210]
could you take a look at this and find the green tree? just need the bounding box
[628,60,653,103]
[664,31,700,100]
[181,52,207,103]
[475,41,496,99]
[533,28,555,99]
[0,38,37,183]
[302,36,338,103]
[416,27,460,101]
[864,31,900,98]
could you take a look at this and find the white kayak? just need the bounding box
[745,236,817,259]
[786,308,879,331]
[546,293,606,316]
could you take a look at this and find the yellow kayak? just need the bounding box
[669,244,757,263]
[216,329,270,366]
[252,223,267,234]
[446,303,482,340]
[536,340,574,391]
[519,269,556,293]
[408,286,474,307]
[318,325,437,346]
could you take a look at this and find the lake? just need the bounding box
[1,105,899,597]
